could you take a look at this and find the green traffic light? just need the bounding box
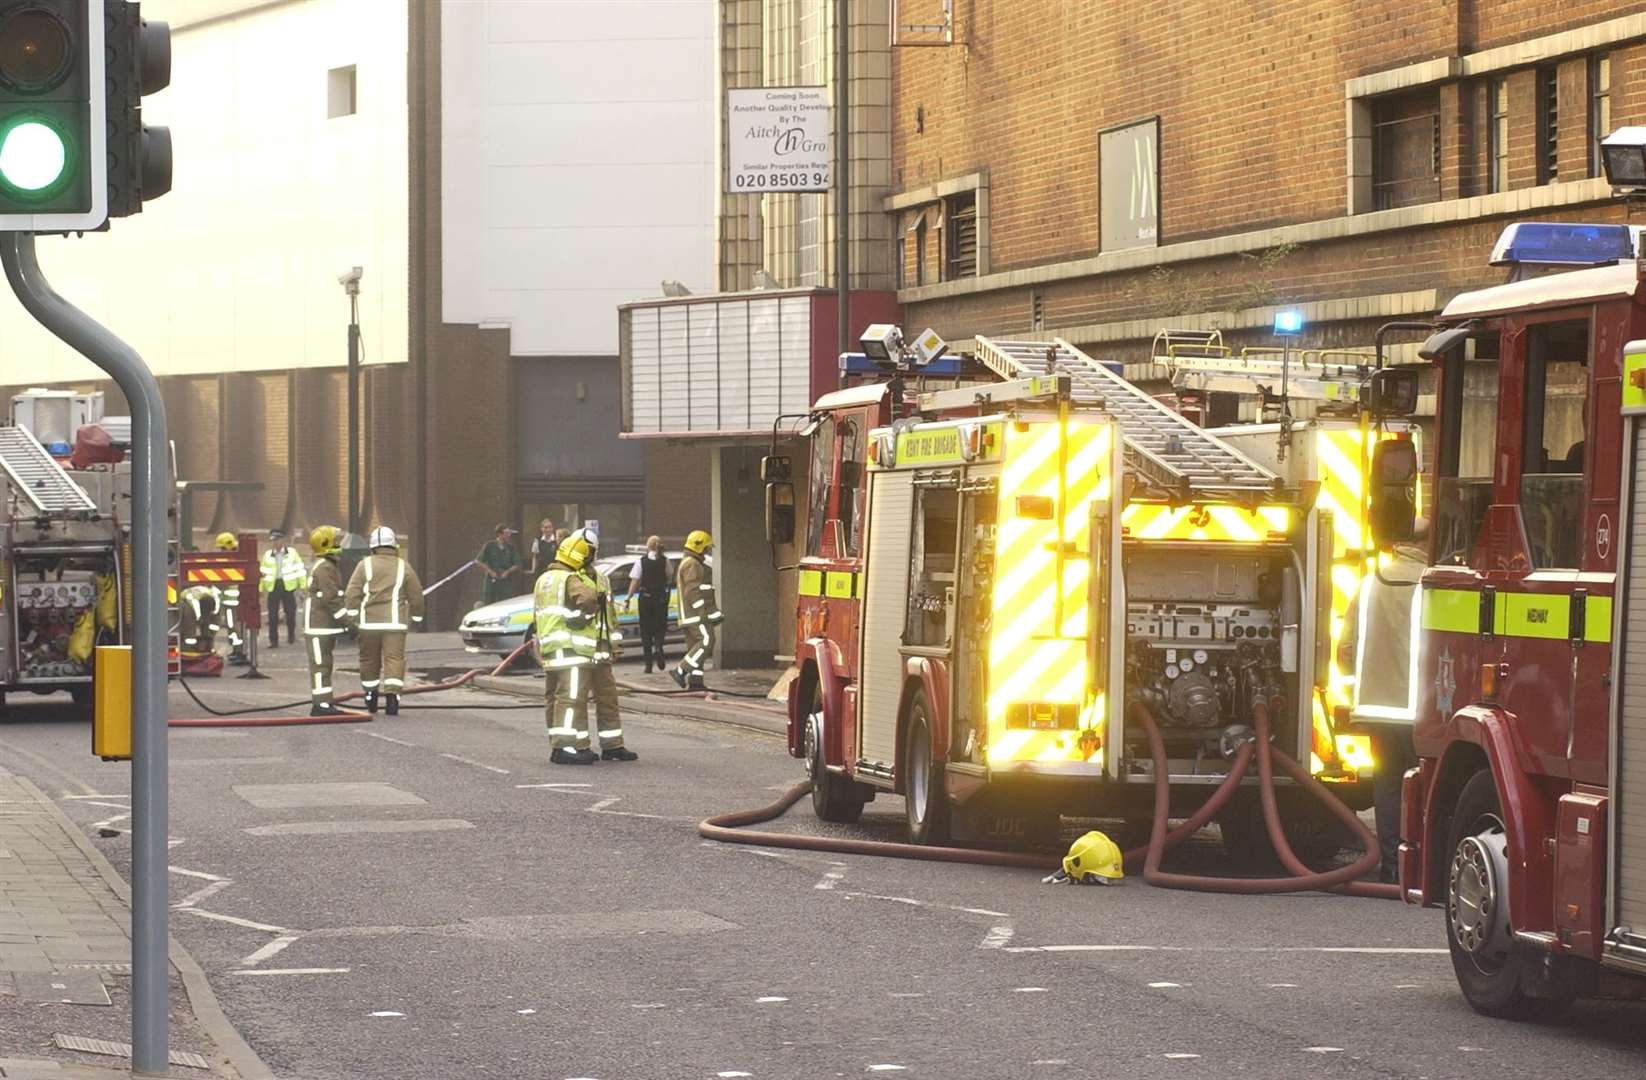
[0,118,67,197]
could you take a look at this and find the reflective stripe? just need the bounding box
[1422,585,1613,643]
[798,569,824,596]
[824,572,855,599]
[680,616,702,626]
[692,600,706,609]
[1421,588,1480,634]
[306,627,346,636]
[546,726,582,737]
[383,679,404,690]
[546,655,590,669]
[697,584,714,592]
[362,679,380,689]
[601,729,622,739]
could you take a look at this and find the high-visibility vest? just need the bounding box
[260,547,307,592]
[534,565,598,668]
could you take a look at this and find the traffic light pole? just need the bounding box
[1,232,170,1074]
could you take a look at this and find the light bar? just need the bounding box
[1274,309,1304,336]
[1489,221,1636,267]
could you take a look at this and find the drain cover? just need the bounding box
[53,1034,212,1070]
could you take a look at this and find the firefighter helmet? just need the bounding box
[368,526,398,551]
[557,528,597,571]
[685,529,713,555]
[1062,830,1124,884]
[214,531,238,551]
[309,525,342,557]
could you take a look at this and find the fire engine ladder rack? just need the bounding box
[974,337,1278,494]
[1152,328,1376,404]
[0,424,96,514]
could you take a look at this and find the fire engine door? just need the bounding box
[952,478,997,764]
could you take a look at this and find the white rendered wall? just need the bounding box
[441,0,718,357]
[0,0,409,384]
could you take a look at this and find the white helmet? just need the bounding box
[368,526,397,550]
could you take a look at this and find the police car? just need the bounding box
[458,548,684,656]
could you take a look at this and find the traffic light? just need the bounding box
[0,0,103,230]
[104,0,167,218]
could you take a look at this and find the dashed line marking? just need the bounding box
[1012,987,1049,993]
[1163,1053,1201,1060]
[355,730,417,747]
[516,783,594,790]
[169,866,226,882]
[755,996,788,1004]
[439,752,509,774]
[979,925,1015,950]
[1302,1047,1343,1054]
[1149,982,1184,989]
[179,908,288,934]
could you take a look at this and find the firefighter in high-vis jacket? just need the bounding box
[534,528,636,765]
[213,532,248,664]
[342,526,425,716]
[303,525,348,715]
[671,529,722,690]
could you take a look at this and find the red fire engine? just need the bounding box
[1398,221,1646,1016]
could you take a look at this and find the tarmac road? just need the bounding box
[0,640,1642,1080]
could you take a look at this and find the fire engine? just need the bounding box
[767,324,1416,848]
[1396,221,1646,1016]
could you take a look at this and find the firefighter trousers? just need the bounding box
[675,621,716,679]
[358,630,407,694]
[547,660,623,752]
[306,634,337,705]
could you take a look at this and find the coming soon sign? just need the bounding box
[727,86,831,193]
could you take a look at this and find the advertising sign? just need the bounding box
[727,87,831,193]
[1099,118,1160,252]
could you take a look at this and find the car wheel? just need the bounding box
[1445,771,1573,1021]
[902,688,949,845]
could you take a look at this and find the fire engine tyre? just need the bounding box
[807,711,866,824]
[902,689,950,845]
[1444,771,1574,1022]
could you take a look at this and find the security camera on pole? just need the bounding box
[0,2,173,1071]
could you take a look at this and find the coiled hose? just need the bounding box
[700,697,1400,899]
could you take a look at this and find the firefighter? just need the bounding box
[260,528,307,649]
[671,529,722,690]
[178,584,217,655]
[534,528,635,764]
[303,525,348,715]
[213,532,248,664]
[626,534,670,673]
[343,526,425,716]
[1339,521,1427,884]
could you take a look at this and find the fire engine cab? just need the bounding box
[768,324,1417,848]
[1396,222,1646,1016]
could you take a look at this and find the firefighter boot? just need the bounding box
[551,748,598,765]
[310,702,343,717]
[385,694,400,717]
[364,690,379,715]
[670,666,688,689]
[602,746,638,762]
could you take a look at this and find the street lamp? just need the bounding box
[338,266,362,538]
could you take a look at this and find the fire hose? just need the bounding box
[700,697,1401,899]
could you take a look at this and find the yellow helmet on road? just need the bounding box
[1061,830,1124,884]
[309,525,342,557]
[557,528,597,571]
[214,531,238,551]
[685,529,713,555]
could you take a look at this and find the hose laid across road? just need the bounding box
[700,696,1400,899]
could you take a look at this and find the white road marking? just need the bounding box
[814,864,846,891]
[632,1003,667,1009]
[174,880,233,910]
[1148,982,1183,989]
[979,925,1014,950]
[231,968,350,976]
[239,935,300,967]
[1394,983,1420,988]
[356,731,418,747]
[743,849,789,860]
[91,812,130,834]
[755,996,788,1004]
[867,1067,907,1072]
[889,992,925,999]
[1012,944,1447,955]
[517,1009,537,1015]
[439,752,509,775]
[516,783,594,789]
[1266,983,1299,988]
[61,794,131,800]
[179,908,288,933]
[585,796,678,821]
[1031,1061,1070,1067]
[1163,1053,1201,1060]
[79,800,133,810]
[169,866,226,881]
[959,907,1012,918]
[1458,1046,1487,1053]
[369,1010,404,1016]
[718,1073,753,1078]
[1012,987,1049,993]
[1302,1047,1343,1054]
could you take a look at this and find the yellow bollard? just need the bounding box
[93,645,133,761]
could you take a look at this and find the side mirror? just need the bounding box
[761,454,792,482]
[766,481,796,545]
[1369,440,1418,549]
[1363,368,1419,417]
[1418,326,1473,361]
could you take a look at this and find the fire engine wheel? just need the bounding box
[902,689,950,845]
[806,710,866,824]
[1444,771,1572,1021]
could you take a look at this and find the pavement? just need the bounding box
[0,631,1642,1078]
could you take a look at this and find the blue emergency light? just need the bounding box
[1273,309,1304,336]
[1489,222,1636,267]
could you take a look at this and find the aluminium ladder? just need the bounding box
[0,423,97,514]
[974,336,1278,495]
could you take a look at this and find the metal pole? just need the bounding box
[835,0,851,358]
[347,297,360,537]
[1,232,169,1073]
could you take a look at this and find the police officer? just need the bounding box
[303,526,348,715]
[260,529,307,649]
[671,529,722,690]
[1339,523,1427,884]
[627,535,671,673]
[534,528,635,765]
[343,526,425,716]
[213,532,248,664]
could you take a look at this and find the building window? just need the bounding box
[1590,53,1612,178]
[1537,66,1558,185]
[1099,117,1159,251]
[327,65,357,119]
[943,192,978,280]
[914,215,928,286]
[1372,88,1440,209]
[895,235,906,290]
[1488,77,1509,193]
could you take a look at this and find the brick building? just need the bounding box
[886,2,1646,373]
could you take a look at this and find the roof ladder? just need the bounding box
[0,424,97,514]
